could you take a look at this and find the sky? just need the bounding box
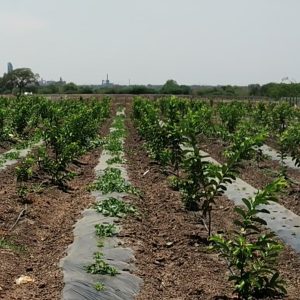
[0,0,300,86]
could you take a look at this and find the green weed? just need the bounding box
[95,224,117,237]
[94,282,105,291]
[94,197,137,217]
[89,168,140,195]
[3,151,20,160]
[106,156,125,165]
[85,252,119,276]
[0,238,25,252]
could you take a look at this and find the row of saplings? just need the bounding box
[14,96,111,202]
[0,96,52,167]
[0,96,45,145]
[85,108,140,291]
[215,100,300,173]
[133,97,289,300]
[13,101,138,293]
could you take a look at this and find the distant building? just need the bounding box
[101,74,113,87]
[39,76,66,86]
[7,62,13,73]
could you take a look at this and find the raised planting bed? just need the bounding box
[61,108,142,299]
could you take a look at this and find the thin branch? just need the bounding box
[200,215,209,233]
[9,204,27,231]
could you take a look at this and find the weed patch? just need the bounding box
[94,282,105,291]
[0,238,25,252]
[106,156,125,165]
[94,197,137,217]
[95,224,117,237]
[85,252,119,276]
[3,151,20,161]
[89,168,140,195]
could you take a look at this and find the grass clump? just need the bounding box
[0,238,25,252]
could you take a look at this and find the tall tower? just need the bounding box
[7,62,13,73]
[106,74,109,85]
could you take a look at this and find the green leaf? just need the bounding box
[241,198,252,210]
[252,217,267,225]
[234,207,246,218]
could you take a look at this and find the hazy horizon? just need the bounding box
[1,0,299,86]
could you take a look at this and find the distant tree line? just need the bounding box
[0,74,193,95]
[195,83,300,98]
[1,68,300,98]
[61,79,191,95]
[195,85,248,97]
[248,83,300,99]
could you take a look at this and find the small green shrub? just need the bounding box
[279,123,300,168]
[16,185,29,201]
[85,252,119,276]
[15,156,35,182]
[94,282,105,291]
[167,175,182,191]
[112,115,125,130]
[210,178,287,300]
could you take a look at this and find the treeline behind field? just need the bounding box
[248,83,300,99]
[35,82,300,98]
[36,82,300,99]
[35,80,192,95]
[1,68,300,98]
[0,76,191,96]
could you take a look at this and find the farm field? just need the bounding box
[0,95,300,300]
